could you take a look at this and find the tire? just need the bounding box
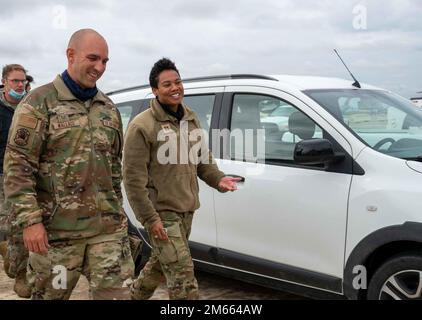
[367,252,422,300]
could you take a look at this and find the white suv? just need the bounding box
[109,74,422,300]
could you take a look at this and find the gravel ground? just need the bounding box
[0,256,304,300]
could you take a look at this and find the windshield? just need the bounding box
[304,89,422,160]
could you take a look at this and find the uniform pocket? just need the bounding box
[157,223,182,265]
[4,240,28,278]
[120,237,135,279]
[49,111,85,135]
[101,211,124,234]
[28,252,52,292]
[47,109,87,153]
[93,118,121,155]
[155,172,198,211]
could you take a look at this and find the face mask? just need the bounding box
[8,88,26,101]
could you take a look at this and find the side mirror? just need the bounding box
[294,139,344,166]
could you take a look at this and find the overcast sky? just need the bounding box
[1,0,421,98]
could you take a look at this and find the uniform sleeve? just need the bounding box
[112,109,124,204]
[193,116,225,190]
[197,150,225,190]
[3,102,47,230]
[123,122,160,229]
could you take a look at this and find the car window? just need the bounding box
[183,95,215,132]
[306,89,422,159]
[230,94,323,163]
[116,100,142,133]
[269,104,297,118]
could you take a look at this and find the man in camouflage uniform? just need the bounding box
[0,64,32,298]
[3,29,134,300]
[123,58,241,300]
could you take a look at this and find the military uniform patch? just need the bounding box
[18,115,38,129]
[52,120,79,129]
[14,128,30,146]
[102,120,119,130]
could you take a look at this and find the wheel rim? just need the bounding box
[379,270,422,300]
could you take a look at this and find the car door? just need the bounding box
[213,86,353,281]
[115,99,146,229]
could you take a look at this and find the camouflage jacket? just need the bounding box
[0,94,15,175]
[3,75,127,241]
[123,98,225,229]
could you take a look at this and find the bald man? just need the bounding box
[3,29,134,300]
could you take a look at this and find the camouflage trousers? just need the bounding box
[0,174,8,239]
[1,174,31,298]
[1,173,28,279]
[131,211,199,300]
[28,234,134,300]
[4,234,28,279]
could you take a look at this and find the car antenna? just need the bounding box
[333,49,361,88]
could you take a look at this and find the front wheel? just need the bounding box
[367,252,422,300]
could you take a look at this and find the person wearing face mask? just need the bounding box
[3,29,134,300]
[0,64,33,299]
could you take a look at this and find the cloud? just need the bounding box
[0,0,420,98]
[334,31,422,50]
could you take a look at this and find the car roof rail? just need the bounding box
[107,74,278,96]
[183,74,279,82]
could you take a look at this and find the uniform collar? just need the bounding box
[52,75,109,104]
[150,98,195,122]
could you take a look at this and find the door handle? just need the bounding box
[225,174,245,182]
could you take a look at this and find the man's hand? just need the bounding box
[150,220,169,241]
[218,176,243,192]
[23,223,49,254]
